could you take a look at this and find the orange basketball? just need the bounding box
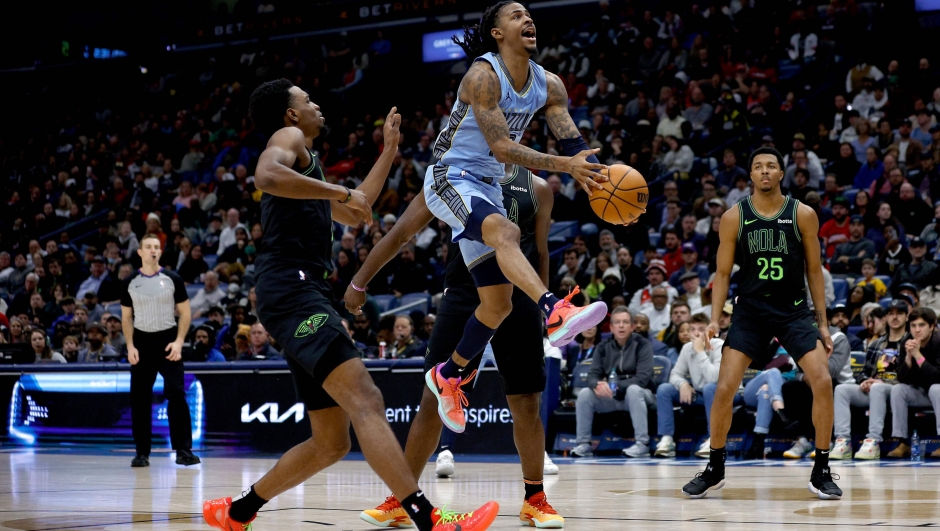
[589,164,649,225]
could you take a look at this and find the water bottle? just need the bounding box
[911,430,922,462]
[378,341,386,359]
[608,368,618,394]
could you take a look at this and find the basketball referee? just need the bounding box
[121,233,200,468]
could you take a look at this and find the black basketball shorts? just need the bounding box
[425,285,546,396]
[724,297,822,365]
[256,267,360,411]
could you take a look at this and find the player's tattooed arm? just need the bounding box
[464,61,564,171]
[543,72,580,140]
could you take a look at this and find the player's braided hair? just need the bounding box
[249,78,295,137]
[453,1,515,58]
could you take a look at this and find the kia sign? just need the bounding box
[422,29,466,63]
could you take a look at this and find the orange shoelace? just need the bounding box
[376,496,401,511]
[527,493,558,514]
[446,370,477,414]
[557,285,581,310]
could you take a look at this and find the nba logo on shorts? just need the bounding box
[299,270,306,281]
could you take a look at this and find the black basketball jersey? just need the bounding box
[255,147,334,277]
[734,196,808,309]
[445,166,540,289]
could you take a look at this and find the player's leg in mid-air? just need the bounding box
[361,289,564,529]
[424,168,606,433]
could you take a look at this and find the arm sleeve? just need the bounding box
[623,340,654,389]
[169,271,189,304]
[120,276,134,307]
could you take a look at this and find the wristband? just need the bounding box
[916,356,925,367]
[339,187,352,204]
[350,281,366,292]
[558,136,600,164]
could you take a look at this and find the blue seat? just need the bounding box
[373,294,397,313]
[843,189,859,205]
[186,284,203,299]
[850,351,866,378]
[105,302,122,316]
[652,355,672,385]
[571,360,593,392]
[600,332,612,342]
[847,325,865,337]
[649,233,661,248]
[399,292,431,315]
[879,297,893,308]
[549,221,579,242]
[832,278,848,302]
[204,254,218,269]
[876,275,892,290]
[741,368,760,387]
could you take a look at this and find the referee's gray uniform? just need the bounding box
[121,268,193,457]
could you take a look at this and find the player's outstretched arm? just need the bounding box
[798,203,833,354]
[333,107,402,226]
[255,127,372,224]
[465,62,605,191]
[708,207,739,339]
[532,175,554,289]
[343,193,435,314]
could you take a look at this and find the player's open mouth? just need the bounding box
[522,26,536,42]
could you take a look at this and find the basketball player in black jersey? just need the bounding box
[682,147,843,500]
[346,167,566,528]
[202,79,498,531]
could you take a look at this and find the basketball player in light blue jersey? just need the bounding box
[417,1,620,439]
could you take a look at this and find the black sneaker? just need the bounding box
[809,467,842,500]
[682,464,725,498]
[175,449,201,466]
[131,455,150,468]
[775,409,799,431]
[743,437,765,460]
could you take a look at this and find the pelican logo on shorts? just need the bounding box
[295,313,328,338]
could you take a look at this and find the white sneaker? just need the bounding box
[783,437,812,459]
[694,438,711,458]
[623,442,650,458]
[854,438,881,460]
[654,435,676,457]
[570,443,594,457]
[543,451,559,475]
[435,449,455,477]
[830,438,851,460]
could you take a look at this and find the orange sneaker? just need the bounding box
[520,492,564,528]
[425,363,477,433]
[546,286,608,347]
[431,501,499,530]
[360,496,414,528]
[203,497,254,530]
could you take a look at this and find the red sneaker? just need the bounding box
[203,497,254,530]
[425,363,477,433]
[431,501,499,530]
[546,286,607,347]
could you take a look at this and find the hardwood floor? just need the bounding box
[1,451,938,530]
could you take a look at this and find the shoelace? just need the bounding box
[528,493,558,515]
[556,285,581,311]
[445,370,477,414]
[435,505,474,524]
[376,496,400,512]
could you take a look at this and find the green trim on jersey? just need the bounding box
[792,198,802,242]
[737,201,745,241]
[747,196,790,221]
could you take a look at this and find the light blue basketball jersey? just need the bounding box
[433,52,548,180]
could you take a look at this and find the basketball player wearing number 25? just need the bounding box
[682,147,843,501]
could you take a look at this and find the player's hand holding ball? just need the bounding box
[589,164,648,226]
[565,149,608,196]
[383,107,402,149]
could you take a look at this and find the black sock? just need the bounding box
[401,490,435,531]
[524,478,544,500]
[230,485,267,523]
[538,292,562,316]
[709,447,726,475]
[814,448,830,473]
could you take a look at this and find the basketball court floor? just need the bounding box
[1,449,938,530]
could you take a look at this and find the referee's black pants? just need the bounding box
[131,327,192,456]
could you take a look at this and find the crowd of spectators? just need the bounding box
[0,1,938,443]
